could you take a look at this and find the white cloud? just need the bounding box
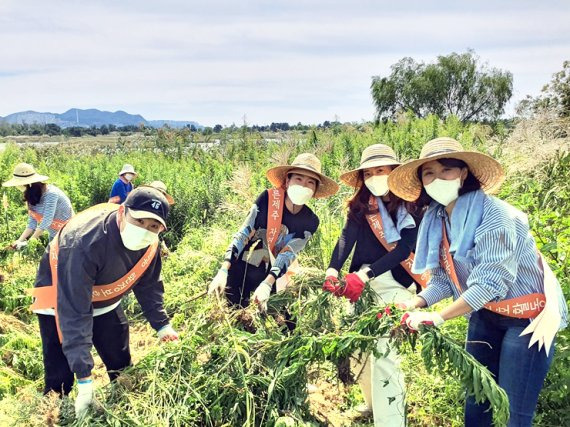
[0,0,568,125]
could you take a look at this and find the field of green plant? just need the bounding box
[0,114,568,426]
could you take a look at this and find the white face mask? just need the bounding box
[16,185,27,192]
[120,220,159,251]
[424,178,462,206]
[364,175,389,197]
[124,173,134,182]
[287,184,314,206]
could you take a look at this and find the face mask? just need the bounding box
[364,175,389,197]
[287,184,314,206]
[120,220,159,251]
[124,173,134,182]
[424,178,462,206]
[16,185,27,192]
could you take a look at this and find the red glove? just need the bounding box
[322,276,342,296]
[340,273,366,303]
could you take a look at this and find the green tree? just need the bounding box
[371,50,513,122]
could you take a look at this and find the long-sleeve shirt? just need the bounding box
[224,190,319,279]
[109,178,133,203]
[34,208,169,378]
[27,184,73,240]
[418,195,568,327]
[328,210,419,287]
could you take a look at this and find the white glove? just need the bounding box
[520,255,562,356]
[402,311,444,331]
[208,268,228,296]
[14,240,28,250]
[325,268,339,279]
[253,281,273,312]
[74,379,94,419]
[157,324,179,342]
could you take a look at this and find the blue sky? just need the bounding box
[0,0,568,126]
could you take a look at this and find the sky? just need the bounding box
[0,0,569,126]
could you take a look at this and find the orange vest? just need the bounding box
[365,196,429,288]
[440,222,546,319]
[28,210,68,231]
[28,203,158,341]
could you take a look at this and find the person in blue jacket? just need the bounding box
[109,164,137,204]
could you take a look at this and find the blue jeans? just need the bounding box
[464,310,554,427]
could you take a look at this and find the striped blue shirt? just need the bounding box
[27,184,74,240]
[418,194,568,328]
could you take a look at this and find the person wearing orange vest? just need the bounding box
[208,153,339,320]
[388,137,568,427]
[2,163,74,247]
[322,144,423,427]
[108,163,137,204]
[30,187,179,419]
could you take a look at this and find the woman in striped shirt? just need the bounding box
[388,137,568,427]
[2,163,73,246]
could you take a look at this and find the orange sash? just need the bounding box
[266,188,297,290]
[29,210,68,231]
[28,203,158,341]
[365,196,429,288]
[440,222,546,319]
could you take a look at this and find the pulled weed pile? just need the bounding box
[21,271,507,427]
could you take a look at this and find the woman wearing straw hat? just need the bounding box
[208,153,339,319]
[2,163,73,247]
[388,137,568,427]
[323,144,422,427]
[109,164,137,204]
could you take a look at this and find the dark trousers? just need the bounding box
[464,310,554,427]
[38,305,132,395]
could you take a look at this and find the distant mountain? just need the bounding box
[0,108,202,129]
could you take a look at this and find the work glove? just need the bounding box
[322,268,342,295]
[401,311,444,332]
[74,379,94,419]
[13,240,28,250]
[208,267,228,296]
[157,324,179,342]
[253,280,273,312]
[339,269,369,303]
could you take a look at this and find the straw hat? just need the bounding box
[119,164,137,176]
[266,153,339,198]
[340,144,401,187]
[140,180,175,205]
[388,137,505,202]
[2,163,49,187]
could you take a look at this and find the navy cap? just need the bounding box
[124,187,170,228]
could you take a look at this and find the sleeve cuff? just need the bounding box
[461,286,498,312]
[75,369,92,379]
[418,286,446,307]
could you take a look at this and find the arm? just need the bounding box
[368,226,418,278]
[327,217,358,272]
[16,227,34,242]
[269,225,317,280]
[223,193,264,265]
[416,266,455,307]
[459,228,515,312]
[109,181,123,204]
[57,245,98,379]
[132,253,170,331]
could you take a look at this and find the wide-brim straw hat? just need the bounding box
[2,163,49,187]
[266,153,339,198]
[340,144,401,187]
[388,137,505,202]
[119,164,137,176]
[139,180,175,205]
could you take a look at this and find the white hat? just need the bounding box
[119,164,137,177]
